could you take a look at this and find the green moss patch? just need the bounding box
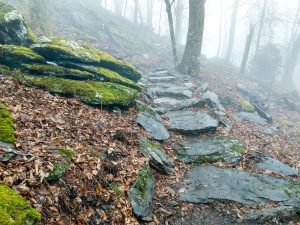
[21,75,138,107]
[0,185,41,225]
[30,38,141,81]
[239,100,256,112]
[0,102,16,144]
[0,45,45,68]
[22,64,95,80]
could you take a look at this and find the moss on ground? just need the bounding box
[0,102,16,144]
[239,100,256,112]
[0,185,41,225]
[47,163,69,183]
[135,100,157,117]
[0,45,45,67]
[21,75,138,107]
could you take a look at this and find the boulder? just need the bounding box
[135,100,162,121]
[139,137,174,175]
[177,137,244,164]
[0,185,41,225]
[129,165,155,221]
[0,2,37,46]
[201,91,225,111]
[30,37,141,81]
[166,110,219,135]
[0,102,15,144]
[179,166,300,206]
[22,75,138,107]
[136,114,170,141]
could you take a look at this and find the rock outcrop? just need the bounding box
[0,2,142,107]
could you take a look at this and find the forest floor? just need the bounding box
[0,56,300,225]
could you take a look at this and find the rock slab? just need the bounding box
[178,137,244,164]
[166,110,219,135]
[179,166,300,206]
[129,166,155,221]
[136,114,170,141]
[139,137,174,175]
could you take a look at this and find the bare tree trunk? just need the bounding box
[164,0,178,66]
[286,0,300,56]
[114,0,122,16]
[178,0,205,76]
[175,0,184,44]
[123,0,128,17]
[254,0,268,56]
[158,1,163,35]
[134,0,138,24]
[147,0,154,29]
[240,23,255,73]
[217,0,224,57]
[225,0,239,62]
[283,31,300,89]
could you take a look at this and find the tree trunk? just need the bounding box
[158,1,163,35]
[286,0,300,57]
[255,0,268,56]
[134,0,138,24]
[177,0,205,76]
[147,0,154,29]
[217,0,224,57]
[175,0,184,45]
[240,23,255,73]
[114,0,122,16]
[283,31,300,89]
[164,0,178,66]
[225,0,239,62]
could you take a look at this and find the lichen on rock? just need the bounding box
[0,2,37,46]
[0,102,16,144]
[0,185,41,225]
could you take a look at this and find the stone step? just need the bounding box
[165,110,219,135]
[148,76,176,83]
[148,87,193,100]
[152,97,205,112]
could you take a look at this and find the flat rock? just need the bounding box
[254,152,298,176]
[201,91,225,111]
[129,166,155,221]
[179,166,300,206]
[238,112,268,124]
[136,114,170,141]
[149,87,193,100]
[166,110,219,135]
[149,69,169,77]
[148,76,175,83]
[244,206,299,222]
[178,137,244,164]
[153,97,205,112]
[139,137,174,175]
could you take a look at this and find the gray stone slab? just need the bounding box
[166,110,219,135]
[238,112,268,124]
[153,97,205,112]
[149,76,175,83]
[149,87,193,100]
[136,114,170,141]
[179,166,300,206]
[255,153,298,176]
[139,137,174,175]
[201,91,225,111]
[178,137,244,164]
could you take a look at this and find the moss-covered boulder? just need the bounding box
[0,102,16,144]
[21,75,138,107]
[0,45,45,68]
[0,185,41,225]
[129,165,155,221]
[0,2,37,46]
[30,38,142,81]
